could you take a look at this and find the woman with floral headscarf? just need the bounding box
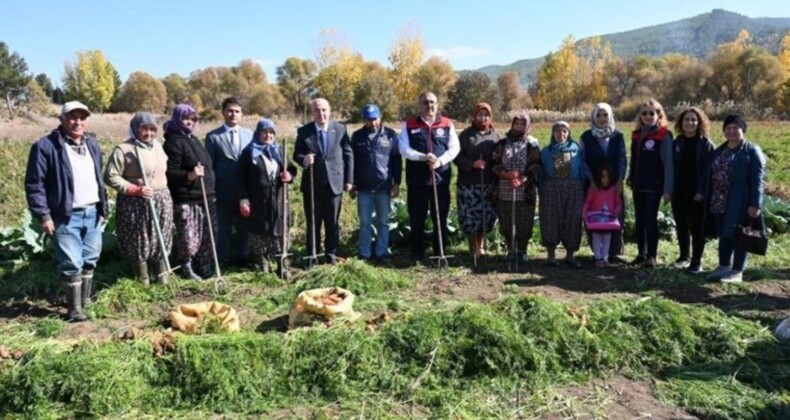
[539,121,585,267]
[453,102,499,259]
[163,104,217,280]
[104,113,173,285]
[579,102,627,264]
[239,118,297,277]
[491,111,541,266]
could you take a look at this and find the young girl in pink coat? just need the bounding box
[583,164,623,267]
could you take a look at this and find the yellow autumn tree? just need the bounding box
[534,35,579,110]
[414,56,456,101]
[706,29,751,100]
[388,22,425,105]
[778,32,790,114]
[312,28,364,117]
[779,32,790,72]
[62,50,117,112]
[575,36,614,105]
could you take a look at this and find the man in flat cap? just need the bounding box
[24,101,108,322]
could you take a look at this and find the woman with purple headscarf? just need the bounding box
[162,104,217,280]
[104,112,174,285]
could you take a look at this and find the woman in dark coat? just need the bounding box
[671,107,715,273]
[627,98,674,268]
[580,102,627,264]
[453,102,499,259]
[163,104,217,281]
[705,115,766,283]
[239,118,297,276]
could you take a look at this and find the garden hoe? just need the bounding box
[275,138,292,280]
[509,186,518,273]
[134,145,179,294]
[476,153,486,268]
[303,164,323,269]
[508,144,519,273]
[427,138,452,269]
[199,167,226,294]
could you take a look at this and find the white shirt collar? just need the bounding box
[224,124,238,133]
[314,122,328,132]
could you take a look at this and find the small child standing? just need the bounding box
[583,164,622,267]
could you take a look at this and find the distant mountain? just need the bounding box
[475,9,790,86]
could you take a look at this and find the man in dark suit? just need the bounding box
[293,98,353,264]
[205,97,254,266]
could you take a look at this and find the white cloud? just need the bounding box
[425,46,492,60]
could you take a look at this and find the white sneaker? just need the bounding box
[720,271,743,283]
[705,266,731,281]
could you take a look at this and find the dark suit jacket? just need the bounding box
[293,121,353,195]
[205,125,253,201]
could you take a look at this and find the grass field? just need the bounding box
[0,115,788,418]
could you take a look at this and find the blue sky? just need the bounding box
[1,0,787,85]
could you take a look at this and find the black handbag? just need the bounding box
[734,217,768,256]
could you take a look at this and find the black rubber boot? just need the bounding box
[64,275,87,322]
[81,268,94,306]
[179,261,203,281]
[135,262,150,286]
[153,259,169,285]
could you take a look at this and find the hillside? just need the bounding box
[475,9,790,86]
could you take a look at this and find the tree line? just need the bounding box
[2,26,790,121]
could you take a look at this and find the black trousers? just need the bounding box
[407,184,450,258]
[303,184,342,257]
[672,196,706,262]
[633,191,662,258]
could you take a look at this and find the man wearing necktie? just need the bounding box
[205,97,254,267]
[293,98,353,264]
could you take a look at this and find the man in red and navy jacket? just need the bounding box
[398,91,460,259]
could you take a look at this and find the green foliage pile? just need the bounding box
[254,258,414,314]
[1,295,787,418]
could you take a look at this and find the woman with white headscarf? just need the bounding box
[104,112,173,285]
[579,103,628,264]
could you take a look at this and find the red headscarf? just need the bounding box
[471,102,494,131]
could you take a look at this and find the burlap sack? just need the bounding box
[169,301,241,334]
[288,287,361,329]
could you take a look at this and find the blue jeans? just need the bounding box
[357,190,391,258]
[53,206,102,277]
[715,214,747,271]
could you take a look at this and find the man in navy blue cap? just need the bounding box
[350,104,401,262]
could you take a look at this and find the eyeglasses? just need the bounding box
[641,110,658,117]
[421,100,436,105]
